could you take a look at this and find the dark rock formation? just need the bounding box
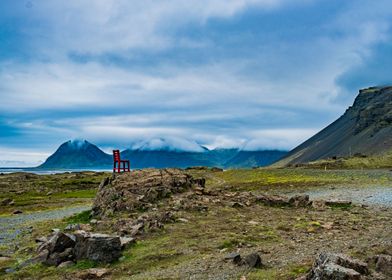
[224,252,263,268]
[73,232,122,263]
[242,253,263,268]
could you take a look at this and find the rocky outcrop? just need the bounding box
[306,252,367,279]
[92,169,205,217]
[302,252,392,280]
[31,230,125,267]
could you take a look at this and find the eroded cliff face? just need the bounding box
[277,86,392,166]
[350,87,392,135]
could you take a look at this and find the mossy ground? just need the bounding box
[299,151,392,169]
[1,168,392,279]
[0,172,108,215]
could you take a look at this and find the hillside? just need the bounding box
[276,86,392,166]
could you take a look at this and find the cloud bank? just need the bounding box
[0,0,392,164]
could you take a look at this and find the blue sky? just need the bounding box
[0,0,391,166]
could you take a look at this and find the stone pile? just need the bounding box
[27,230,134,268]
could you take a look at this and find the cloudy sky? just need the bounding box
[0,0,391,166]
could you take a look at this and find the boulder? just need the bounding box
[12,210,23,215]
[224,252,242,265]
[314,263,361,279]
[74,232,122,263]
[30,230,126,267]
[242,253,263,268]
[44,232,76,254]
[306,252,369,280]
[375,254,392,276]
[45,247,73,266]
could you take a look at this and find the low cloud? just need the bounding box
[1,0,392,163]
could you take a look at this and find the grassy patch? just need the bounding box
[65,210,92,224]
[218,239,240,250]
[52,189,97,199]
[0,172,107,215]
[247,263,310,280]
[304,151,392,169]
[72,260,98,270]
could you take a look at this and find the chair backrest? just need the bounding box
[113,150,121,162]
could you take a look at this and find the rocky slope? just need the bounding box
[277,86,392,166]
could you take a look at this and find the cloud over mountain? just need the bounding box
[1,0,392,163]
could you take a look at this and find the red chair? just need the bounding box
[113,150,130,173]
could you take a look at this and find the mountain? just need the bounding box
[276,86,392,166]
[38,140,112,169]
[121,150,213,169]
[38,139,287,169]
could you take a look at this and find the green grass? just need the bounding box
[53,189,96,199]
[65,210,92,224]
[72,260,98,270]
[305,151,392,169]
[0,172,107,215]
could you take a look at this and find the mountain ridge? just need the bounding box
[276,86,392,166]
[38,139,287,169]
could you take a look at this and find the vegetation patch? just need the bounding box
[65,210,92,224]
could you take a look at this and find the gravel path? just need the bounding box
[291,186,392,207]
[0,205,90,247]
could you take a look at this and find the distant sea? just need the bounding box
[0,168,112,175]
